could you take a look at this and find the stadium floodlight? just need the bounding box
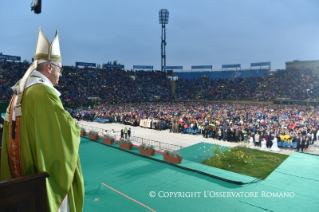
[159,9,169,24]
[31,0,42,14]
[159,9,169,71]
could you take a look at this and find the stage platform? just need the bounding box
[80,137,319,212]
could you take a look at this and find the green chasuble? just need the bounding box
[0,83,84,212]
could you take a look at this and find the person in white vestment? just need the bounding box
[271,136,280,152]
[260,138,268,151]
[249,135,254,148]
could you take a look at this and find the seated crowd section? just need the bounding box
[175,69,319,101]
[69,102,319,151]
[57,67,173,104]
[0,61,173,104]
[1,60,319,105]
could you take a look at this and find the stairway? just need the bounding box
[171,79,177,100]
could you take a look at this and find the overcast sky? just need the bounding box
[1,0,319,70]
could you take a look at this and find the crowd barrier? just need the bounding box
[79,123,182,151]
[93,117,110,123]
[130,136,182,151]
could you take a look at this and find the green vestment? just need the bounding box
[0,82,84,212]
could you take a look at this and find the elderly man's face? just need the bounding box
[50,62,62,86]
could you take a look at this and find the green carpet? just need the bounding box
[82,136,257,183]
[80,137,319,211]
[239,152,319,211]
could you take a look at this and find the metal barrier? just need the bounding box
[79,123,183,151]
[129,136,182,151]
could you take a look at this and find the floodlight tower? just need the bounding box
[159,9,169,71]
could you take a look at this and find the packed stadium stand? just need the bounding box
[1,60,319,105]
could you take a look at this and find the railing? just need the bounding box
[129,136,182,151]
[79,123,183,151]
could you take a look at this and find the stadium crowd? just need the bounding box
[259,69,319,101]
[70,102,318,151]
[1,60,318,151]
[200,77,264,101]
[0,61,173,104]
[0,61,27,102]
[57,67,173,104]
[1,61,319,105]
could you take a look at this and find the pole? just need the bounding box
[161,24,163,71]
[164,24,166,69]
[161,23,166,71]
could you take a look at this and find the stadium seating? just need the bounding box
[1,60,319,104]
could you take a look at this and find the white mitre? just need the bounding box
[34,27,62,64]
[18,27,62,94]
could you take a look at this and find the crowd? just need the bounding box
[175,69,319,101]
[1,61,318,104]
[2,60,318,152]
[0,61,173,104]
[200,77,264,101]
[58,67,173,104]
[0,61,28,102]
[176,78,202,100]
[69,102,319,151]
[259,69,319,101]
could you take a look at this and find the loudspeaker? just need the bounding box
[31,0,42,14]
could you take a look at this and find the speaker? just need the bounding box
[31,0,42,14]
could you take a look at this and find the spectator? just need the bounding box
[128,128,131,139]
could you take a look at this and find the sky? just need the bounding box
[1,0,319,70]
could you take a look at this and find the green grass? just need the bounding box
[201,146,289,179]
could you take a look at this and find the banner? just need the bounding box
[133,65,153,70]
[103,64,125,69]
[222,64,241,69]
[163,66,183,70]
[0,54,21,61]
[251,62,271,67]
[191,65,212,69]
[76,62,96,67]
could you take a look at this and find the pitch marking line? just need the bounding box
[102,182,156,212]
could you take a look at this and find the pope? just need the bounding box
[0,27,84,212]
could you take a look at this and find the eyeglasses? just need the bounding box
[51,63,63,73]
